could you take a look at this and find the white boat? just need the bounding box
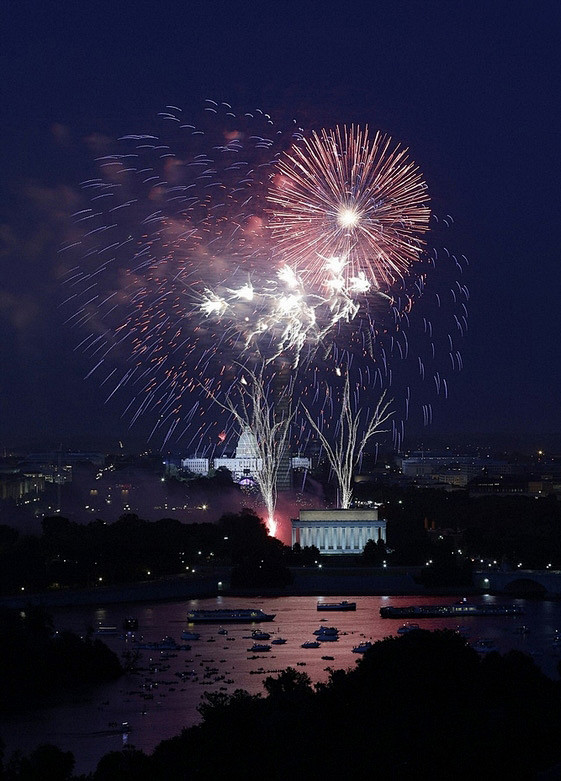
[248,643,271,652]
[217,627,228,635]
[94,625,119,635]
[315,627,339,642]
[352,641,373,654]
[317,601,356,611]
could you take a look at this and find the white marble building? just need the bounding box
[183,429,312,485]
[213,429,262,482]
[291,508,386,555]
[180,457,210,476]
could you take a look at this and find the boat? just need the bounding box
[251,629,271,640]
[217,627,228,635]
[186,609,275,623]
[94,625,119,635]
[471,639,498,654]
[133,636,191,651]
[313,627,339,641]
[317,601,356,611]
[352,641,373,654]
[122,617,138,632]
[301,640,321,648]
[380,601,523,619]
[271,636,287,645]
[180,630,201,641]
[397,623,421,634]
[248,643,271,652]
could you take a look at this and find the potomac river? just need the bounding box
[1,594,560,775]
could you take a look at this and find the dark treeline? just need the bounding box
[0,605,122,713]
[0,508,295,594]
[0,487,559,596]
[1,630,560,779]
[357,484,561,569]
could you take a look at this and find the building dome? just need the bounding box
[235,428,259,459]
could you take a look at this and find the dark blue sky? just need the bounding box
[1,1,559,453]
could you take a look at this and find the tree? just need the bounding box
[362,538,386,565]
[94,748,153,780]
[263,667,313,702]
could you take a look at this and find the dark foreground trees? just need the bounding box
[147,630,561,780]
[4,630,558,780]
[0,606,123,713]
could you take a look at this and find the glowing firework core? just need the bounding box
[337,206,361,229]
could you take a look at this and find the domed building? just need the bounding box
[182,428,311,486]
[234,429,259,460]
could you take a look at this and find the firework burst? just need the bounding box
[62,102,466,454]
[268,125,431,297]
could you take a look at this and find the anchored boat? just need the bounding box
[380,602,523,619]
[317,601,356,612]
[186,609,275,623]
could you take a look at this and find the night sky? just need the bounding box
[1,1,559,453]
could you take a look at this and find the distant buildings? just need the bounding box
[0,450,107,519]
[181,429,312,487]
[0,468,45,502]
[397,452,561,497]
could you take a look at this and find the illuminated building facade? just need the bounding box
[291,508,386,555]
[183,429,312,485]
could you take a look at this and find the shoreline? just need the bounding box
[3,565,553,609]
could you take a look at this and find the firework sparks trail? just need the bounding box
[62,102,467,451]
[201,365,295,536]
[301,373,393,509]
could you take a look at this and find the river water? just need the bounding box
[2,594,560,775]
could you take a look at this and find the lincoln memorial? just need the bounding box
[291,508,386,555]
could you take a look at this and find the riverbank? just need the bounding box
[0,573,218,609]
[0,565,485,608]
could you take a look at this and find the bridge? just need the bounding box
[474,569,561,597]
